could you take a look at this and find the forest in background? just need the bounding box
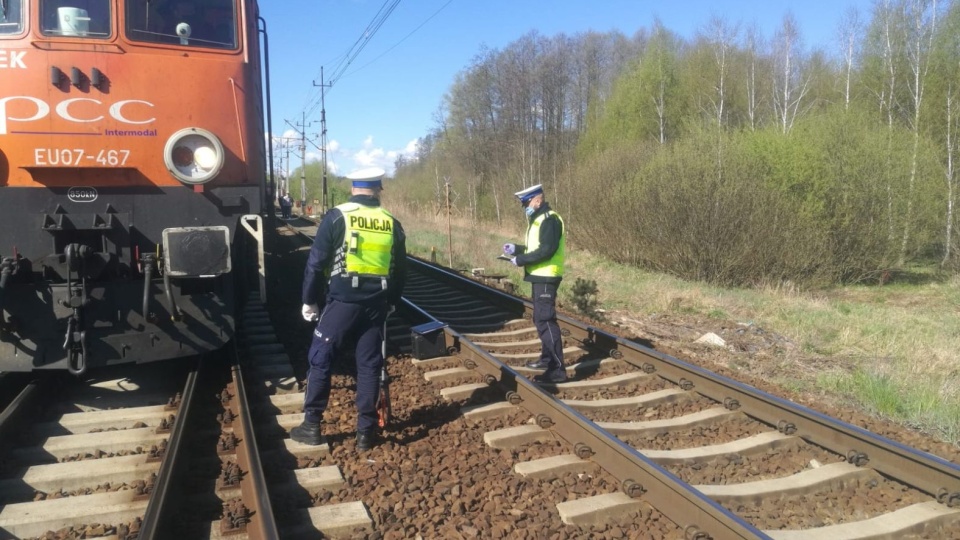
[369,0,960,287]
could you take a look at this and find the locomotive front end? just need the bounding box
[0,0,265,374]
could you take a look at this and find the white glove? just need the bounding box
[302,303,319,322]
[510,257,518,266]
[503,243,516,255]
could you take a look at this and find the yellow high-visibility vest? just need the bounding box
[524,211,564,277]
[335,202,395,278]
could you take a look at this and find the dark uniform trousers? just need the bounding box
[532,282,564,372]
[304,299,387,433]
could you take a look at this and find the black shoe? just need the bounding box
[290,421,322,445]
[533,369,567,384]
[525,358,552,370]
[356,430,378,451]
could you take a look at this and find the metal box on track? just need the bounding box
[411,321,448,360]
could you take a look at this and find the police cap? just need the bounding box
[514,184,543,205]
[346,167,385,189]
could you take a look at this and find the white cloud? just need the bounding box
[403,138,419,155]
[284,136,418,177]
[353,148,386,168]
[339,136,420,175]
[259,133,417,178]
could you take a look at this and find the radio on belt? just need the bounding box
[410,321,448,360]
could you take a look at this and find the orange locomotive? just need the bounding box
[0,0,273,373]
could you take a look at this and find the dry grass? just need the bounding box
[390,203,960,444]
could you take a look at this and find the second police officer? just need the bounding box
[291,167,407,451]
[503,184,567,383]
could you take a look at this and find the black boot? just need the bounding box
[533,369,567,384]
[525,358,551,369]
[356,429,378,451]
[291,421,322,445]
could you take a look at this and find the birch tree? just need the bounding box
[772,13,810,133]
[945,87,957,266]
[702,15,739,128]
[837,6,864,110]
[898,0,939,264]
[743,24,764,130]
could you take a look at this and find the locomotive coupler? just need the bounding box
[58,245,92,311]
[61,244,91,375]
[62,315,88,375]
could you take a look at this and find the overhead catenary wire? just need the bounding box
[301,0,402,119]
[326,0,401,86]
[292,0,448,181]
[344,0,452,79]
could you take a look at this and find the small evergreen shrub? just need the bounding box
[571,278,604,321]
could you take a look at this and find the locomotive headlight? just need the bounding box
[163,128,225,185]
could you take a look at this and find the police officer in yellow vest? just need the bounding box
[504,184,567,383]
[292,167,407,450]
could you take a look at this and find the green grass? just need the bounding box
[819,367,960,442]
[393,205,960,446]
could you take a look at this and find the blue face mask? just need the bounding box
[524,205,535,217]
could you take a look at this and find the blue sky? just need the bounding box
[259,0,874,177]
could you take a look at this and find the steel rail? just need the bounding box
[407,258,769,539]
[287,219,960,523]
[409,256,960,520]
[230,346,281,539]
[456,329,770,539]
[573,324,960,503]
[0,376,44,451]
[139,364,199,538]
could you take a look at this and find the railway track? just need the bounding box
[280,214,960,539]
[0,270,285,537]
[0,217,382,539]
[0,361,192,538]
[403,259,960,539]
[0,286,379,538]
[0,338,288,538]
[1,213,956,539]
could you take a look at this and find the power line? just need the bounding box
[326,0,401,86]
[302,0,402,118]
[345,0,452,78]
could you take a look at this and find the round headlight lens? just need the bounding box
[163,128,225,185]
[193,146,218,169]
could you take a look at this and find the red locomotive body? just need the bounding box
[0,0,270,373]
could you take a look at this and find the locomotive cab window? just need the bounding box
[125,0,237,49]
[0,0,24,35]
[40,0,111,38]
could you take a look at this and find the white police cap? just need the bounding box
[514,184,543,204]
[346,167,385,189]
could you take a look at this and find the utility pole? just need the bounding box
[274,136,299,201]
[284,118,321,215]
[296,112,310,210]
[313,67,332,214]
[283,140,291,195]
[445,181,453,268]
